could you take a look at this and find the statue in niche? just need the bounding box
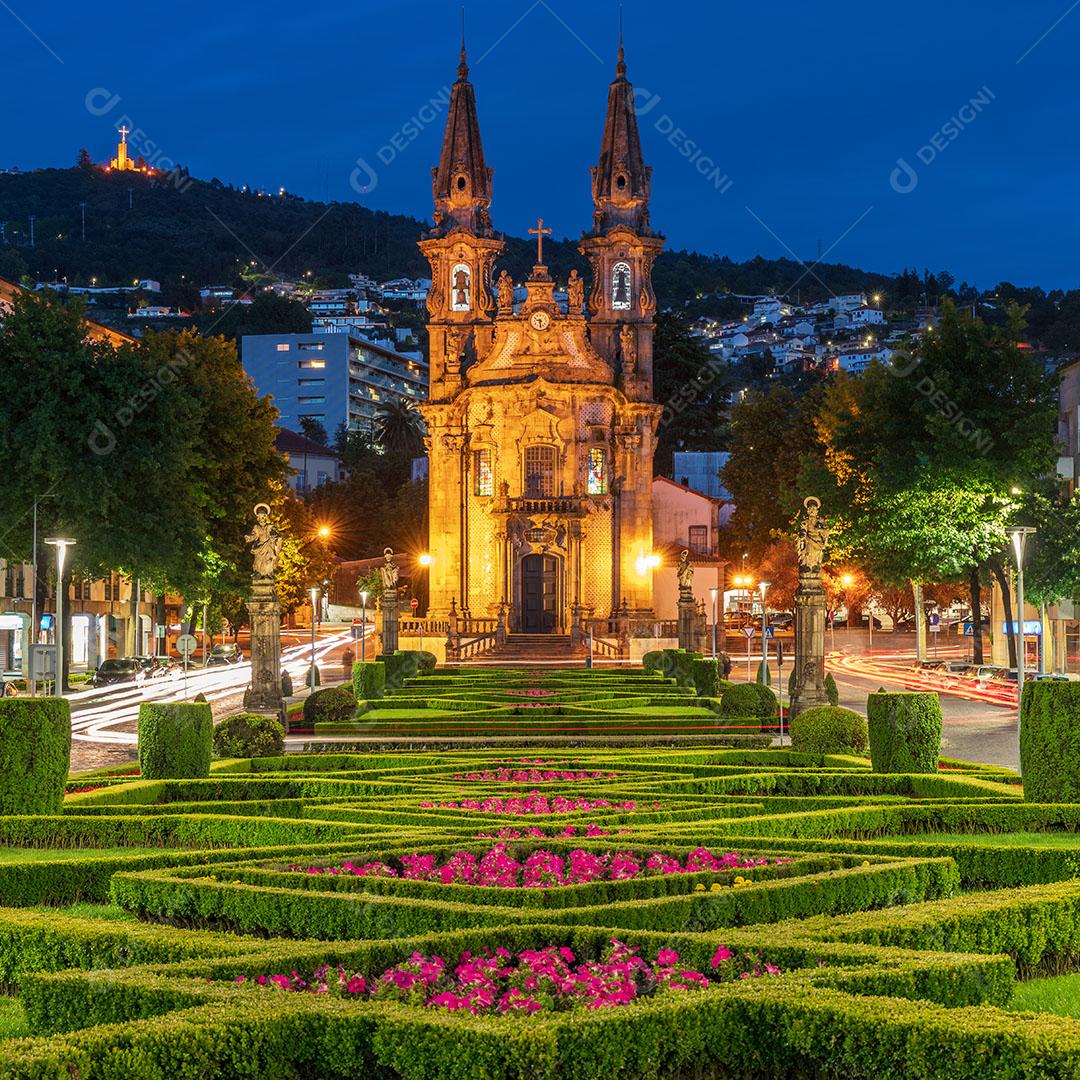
[620,324,637,372]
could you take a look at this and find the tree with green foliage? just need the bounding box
[205,294,312,340]
[299,417,329,446]
[652,311,730,476]
[721,386,822,560]
[374,398,424,456]
[812,302,1058,664]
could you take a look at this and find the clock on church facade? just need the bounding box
[419,39,663,634]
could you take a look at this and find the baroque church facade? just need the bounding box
[419,40,663,634]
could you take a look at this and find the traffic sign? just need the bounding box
[410,597,419,610]
[176,634,198,658]
[963,622,974,637]
[741,626,756,639]
[764,626,775,638]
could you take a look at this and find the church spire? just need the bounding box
[589,36,651,234]
[431,32,494,235]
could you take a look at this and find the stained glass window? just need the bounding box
[474,449,493,496]
[587,447,608,495]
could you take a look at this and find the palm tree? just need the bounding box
[374,398,425,455]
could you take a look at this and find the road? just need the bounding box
[61,628,356,770]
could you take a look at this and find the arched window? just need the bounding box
[523,445,556,497]
[473,448,493,496]
[612,262,632,310]
[451,263,471,311]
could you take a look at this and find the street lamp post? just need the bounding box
[1011,527,1035,731]
[44,538,76,695]
[709,587,719,659]
[359,590,369,663]
[308,587,319,689]
[760,581,771,684]
[417,553,433,655]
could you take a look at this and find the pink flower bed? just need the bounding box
[65,785,104,795]
[235,939,780,1014]
[475,824,622,840]
[451,768,617,783]
[418,790,655,815]
[290,845,789,888]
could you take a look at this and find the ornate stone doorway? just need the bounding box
[520,554,559,634]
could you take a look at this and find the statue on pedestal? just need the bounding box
[245,503,283,580]
[243,503,284,713]
[677,549,694,592]
[676,549,696,650]
[380,548,400,655]
[791,496,832,720]
[380,547,400,591]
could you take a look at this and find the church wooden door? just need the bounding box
[521,555,558,633]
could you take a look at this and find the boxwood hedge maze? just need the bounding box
[1,665,1080,1078]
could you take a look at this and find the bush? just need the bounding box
[720,682,778,721]
[137,703,212,780]
[642,650,663,674]
[825,672,840,706]
[417,651,437,673]
[213,713,285,759]
[0,699,70,814]
[867,691,942,773]
[302,686,356,727]
[305,666,321,688]
[1019,680,1080,803]
[280,670,293,697]
[690,658,721,697]
[383,651,420,689]
[790,706,869,755]
[352,661,386,701]
[756,659,772,686]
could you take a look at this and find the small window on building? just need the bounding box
[297,360,325,369]
[474,449,493,497]
[298,396,325,405]
[523,445,556,497]
[688,525,708,554]
[297,378,324,387]
[587,447,608,495]
[612,262,632,310]
[297,341,325,351]
[276,343,290,352]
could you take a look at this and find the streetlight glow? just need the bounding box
[44,537,76,696]
[418,552,433,567]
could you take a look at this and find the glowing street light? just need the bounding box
[1010,526,1036,733]
[359,589,369,663]
[44,538,76,695]
[317,525,331,540]
[308,586,319,689]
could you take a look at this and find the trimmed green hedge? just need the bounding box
[1019,680,1080,803]
[791,706,869,755]
[138,703,212,780]
[303,687,357,727]
[720,682,778,722]
[352,661,386,701]
[212,714,284,759]
[0,698,70,814]
[690,658,722,698]
[868,692,942,774]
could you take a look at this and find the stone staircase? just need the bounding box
[478,634,587,665]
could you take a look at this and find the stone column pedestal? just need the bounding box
[791,572,829,717]
[677,588,696,651]
[381,590,399,655]
[244,578,282,712]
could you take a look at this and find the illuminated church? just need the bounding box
[419,38,663,634]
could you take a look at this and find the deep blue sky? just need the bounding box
[3,0,1079,288]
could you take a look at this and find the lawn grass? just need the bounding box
[1009,972,1080,1017]
[0,848,173,864]
[907,832,1080,848]
[0,999,28,1040]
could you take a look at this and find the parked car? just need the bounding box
[205,643,243,667]
[90,658,146,686]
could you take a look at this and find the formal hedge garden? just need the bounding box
[0,663,1078,1076]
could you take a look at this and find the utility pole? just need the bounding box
[28,216,35,248]
[79,202,87,242]
[127,188,134,210]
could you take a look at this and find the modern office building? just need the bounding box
[241,332,428,436]
[671,451,732,500]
